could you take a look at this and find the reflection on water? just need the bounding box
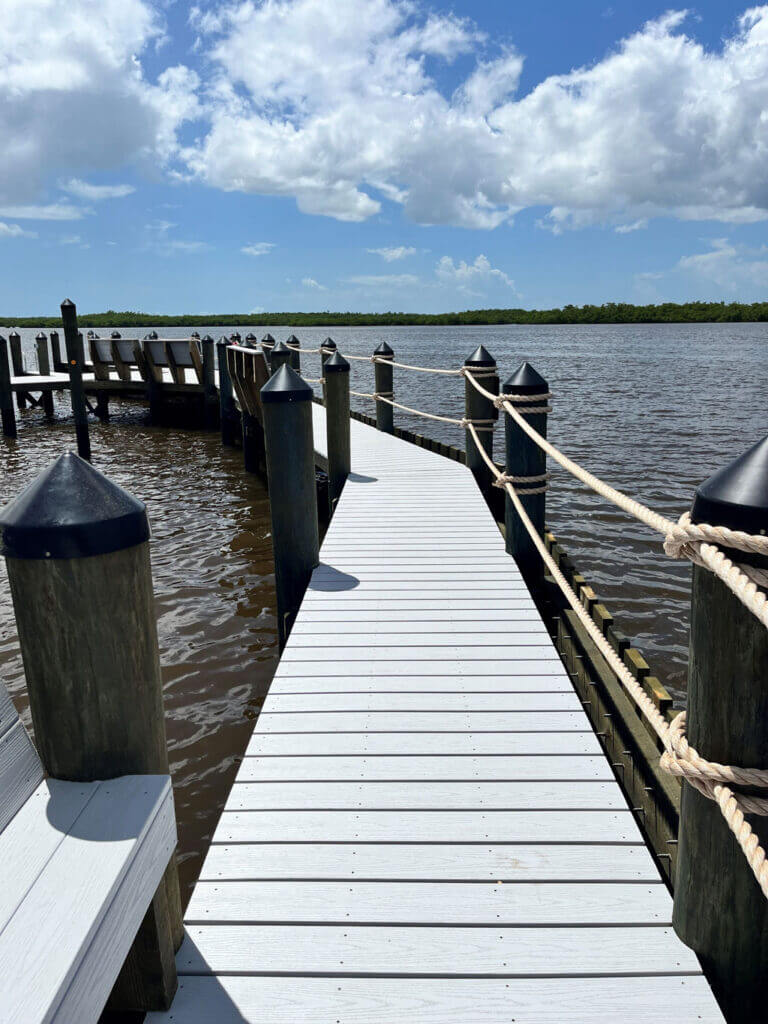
[0,394,278,905]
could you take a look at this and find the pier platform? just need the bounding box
[148,406,723,1022]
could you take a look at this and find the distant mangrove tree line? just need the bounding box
[2,301,767,329]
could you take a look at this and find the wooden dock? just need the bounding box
[148,404,724,1023]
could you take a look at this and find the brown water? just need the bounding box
[3,322,766,901]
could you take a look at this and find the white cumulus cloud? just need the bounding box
[302,277,327,289]
[367,246,417,261]
[242,242,275,256]
[347,274,421,287]
[61,179,136,201]
[436,254,517,294]
[0,221,35,238]
[184,2,768,230]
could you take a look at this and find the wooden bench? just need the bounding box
[226,345,269,422]
[0,681,177,1023]
[144,339,204,386]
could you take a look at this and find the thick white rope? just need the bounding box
[350,390,495,430]
[465,419,768,898]
[371,356,462,376]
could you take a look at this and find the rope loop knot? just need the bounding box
[495,392,553,414]
[493,472,550,495]
[661,711,768,817]
[664,512,768,587]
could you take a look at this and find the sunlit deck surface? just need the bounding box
[148,406,723,1023]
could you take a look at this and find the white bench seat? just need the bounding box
[0,683,177,1024]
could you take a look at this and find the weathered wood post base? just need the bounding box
[261,364,319,649]
[35,332,55,419]
[464,345,499,516]
[0,452,183,1010]
[217,338,239,446]
[503,361,549,588]
[60,300,91,460]
[374,342,394,433]
[242,411,266,475]
[324,351,351,511]
[0,336,17,438]
[673,434,768,1023]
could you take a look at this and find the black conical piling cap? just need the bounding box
[504,360,548,394]
[324,351,350,374]
[190,331,200,339]
[691,434,768,535]
[464,344,495,367]
[261,363,312,404]
[148,330,158,339]
[323,337,337,350]
[271,340,291,354]
[202,334,213,343]
[0,452,149,560]
[110,331,121,339]
[375,341,394,357]
[230,332,241,342]
[9,329,19,340]
[35,332,46,341]
[245,333,257,343]
[261,333,275,343]
[286,334,299,345]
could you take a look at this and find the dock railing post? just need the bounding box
[464,345,499,513]
[35,332,55,420]
[60,299,91,461]
[0,452,183,1010]
[269,340,293,375]
[324,351,351,510]
[374,342,394,433]
[285,334,301,372]
[217,338,239,446]
[260,364,319,649]
[8,329,26,409]
[49,329,65,372]
[672,434,768,1023]
[201,334,218,430]
[0,336,17,438]
[320,337,336,404]
[503,361,549,587]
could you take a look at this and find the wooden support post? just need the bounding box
[8,330,26,410]
[217,338,239,446]
[673,434,768,1023]
[285,334,301,372]
[35,331,50,375]
[0,336,17,438]
[0,453,183,1010]
[374,341,394,434]
[320,337,336,404]
[464,345,499,514]
[242,410,265,475]
[201,334,218,430]
[60,299,91,461]
[49,330,64,372]
[269,340,292,375]
[260,333,275,360]
[503,361,549,587]
[324,351,351,511]
[260,364,319,649]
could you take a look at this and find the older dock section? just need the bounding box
[148,404,723,1022]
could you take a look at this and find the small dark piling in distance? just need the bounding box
[60,299,91,461]
[374,341,394,434]
[464,345,499,516]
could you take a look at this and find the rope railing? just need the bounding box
[464,419,768,899]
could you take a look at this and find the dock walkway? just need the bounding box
[149,406,723,1022]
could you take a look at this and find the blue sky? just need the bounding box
[1,0,767,315]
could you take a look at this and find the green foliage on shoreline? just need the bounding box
[2,301,767,329]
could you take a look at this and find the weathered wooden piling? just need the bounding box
[8,330,26,409]
[217,338,239,446]
[503,361,549,585]
[285,334,301,372]
[0,336,17,438]
[49,329,64,372]
[269,340,292,374]
[374,341,394,434]
[320,337,336,404]
[261,364,319,648]
[35,332,55,420]
[60,299,91,461]
[324,351,351,510]
[201,335,218,429]
[673,434,768,1023]
[0,452,183,1009]
[464,345,499,512]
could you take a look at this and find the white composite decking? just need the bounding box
[149,406,724,1023]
